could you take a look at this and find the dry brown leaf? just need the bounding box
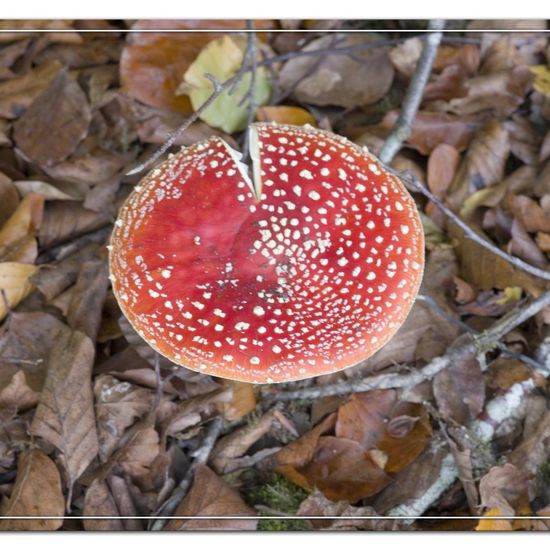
[0,192,44,258]
[451,275,477,304]
[509,195,550,233]
[450,223,545,296]
[274,412,336,490]
[218,380,257,422]
[66,259,109,340]
[297,436,392,502]
[379,110,483,155]
[13,70,92,167]
[13,180,80,201]
[0,172,19,227]
[504,116,542,165]
[485,357,533,391]
[165,464,257,531]
[433,44,481,75]
[0,262,38,321]
[118,426,160,479]
[509,410,550,477]
[297,490,406,531]
[83,476,143,531]
[30,243,101,301]
[0,449,65,531]
[389,37,422,78]
[433,347,485,425]
[479,464,530,516]
[423,65,469,102]
[34,39,121,70]
[480,37,525,74]
[31,329,98,497]
[211,408,275,473]
[536,231,550,253]
[509,219,548,268]
[0,369,40,413]
[94,374,153,462]
[427,143,460,200]
[256,105,317,126]
[0,60,63,119]
[426,66,533,117]
[38,201,111,250]
[279,34,394,108]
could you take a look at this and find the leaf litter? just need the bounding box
[0,19,550,533]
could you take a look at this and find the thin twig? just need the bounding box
[379,19,445,164]
[149,417,224,531]
[239,21,258,162]
[263,288,550,402]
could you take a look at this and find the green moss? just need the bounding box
[242,471,310,531]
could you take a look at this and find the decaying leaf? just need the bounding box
[0,262,38,321]
[30,329,98,498]
[0,369,40,413]
[94,374,153,462]
[217,380,257,422]
[0,450,65,531]
[389,37,422,78]
[118,426,160,480]
[180,35,271,133]
[433,347,485,425]
[165,464,257,531]
[279,34,394,108]
[427,143,460,200]
[13,70,92,167]
[479,464,530,517]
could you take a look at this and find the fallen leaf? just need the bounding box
[13,70,92,167]
[30,329,98,498]
[379,110,483,155]
[423,65,469,102]
[83,477,143,531]
[480,37,525,74]
[0,173,20,227]
[0,193,44,263]
[509,410,550,476]
[279,34,394,108]
[451,275,477,304]
[450,223,545,296]
[94,374,153,462]
[13,180,81,201]
[509,218,548,268]
[256,105,317,126]
[530,65,550,96]
[0,60,63,119]
[433,44,481,75]
[38,202,111,250]
[180,35,271,133]
[504,116,542,165]
[66,259,109,340]
[0,369,39,413]
[0,450,65,531]
[427,143,460,200]
[0,262,38,321]
[479,463,530,516]
[433,347,485,425]
[509,195,550,233]
[165,464,257,530]
[297,436,391,502]
[447,118,510,210]
[486,357,533,391]
[389,37,422,78]
[274,412,336,490]
[218,380,257,422]
[211,408,275,473]
[476,506,514,531]
[118,426,160,480]
[119,20,272,114]
[298,489,407,531]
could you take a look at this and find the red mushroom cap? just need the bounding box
[109,123,424,383]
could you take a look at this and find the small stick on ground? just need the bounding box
[379,19,445,164]
[149,417,224,531]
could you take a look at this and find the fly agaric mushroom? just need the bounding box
[109,123,424,383]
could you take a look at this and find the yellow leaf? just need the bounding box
[180,35,271,133]
[256,105,317,126]
[476,507,513,531]
[496,287,523,305]
[0,262,38,320]
[529,65,550,96]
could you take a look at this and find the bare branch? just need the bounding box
[379,19,445,164]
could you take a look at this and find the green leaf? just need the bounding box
[179,35,271,133]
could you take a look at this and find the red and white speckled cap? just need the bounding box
[109,123,424,383]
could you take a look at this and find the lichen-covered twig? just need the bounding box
[378,19,445,164]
